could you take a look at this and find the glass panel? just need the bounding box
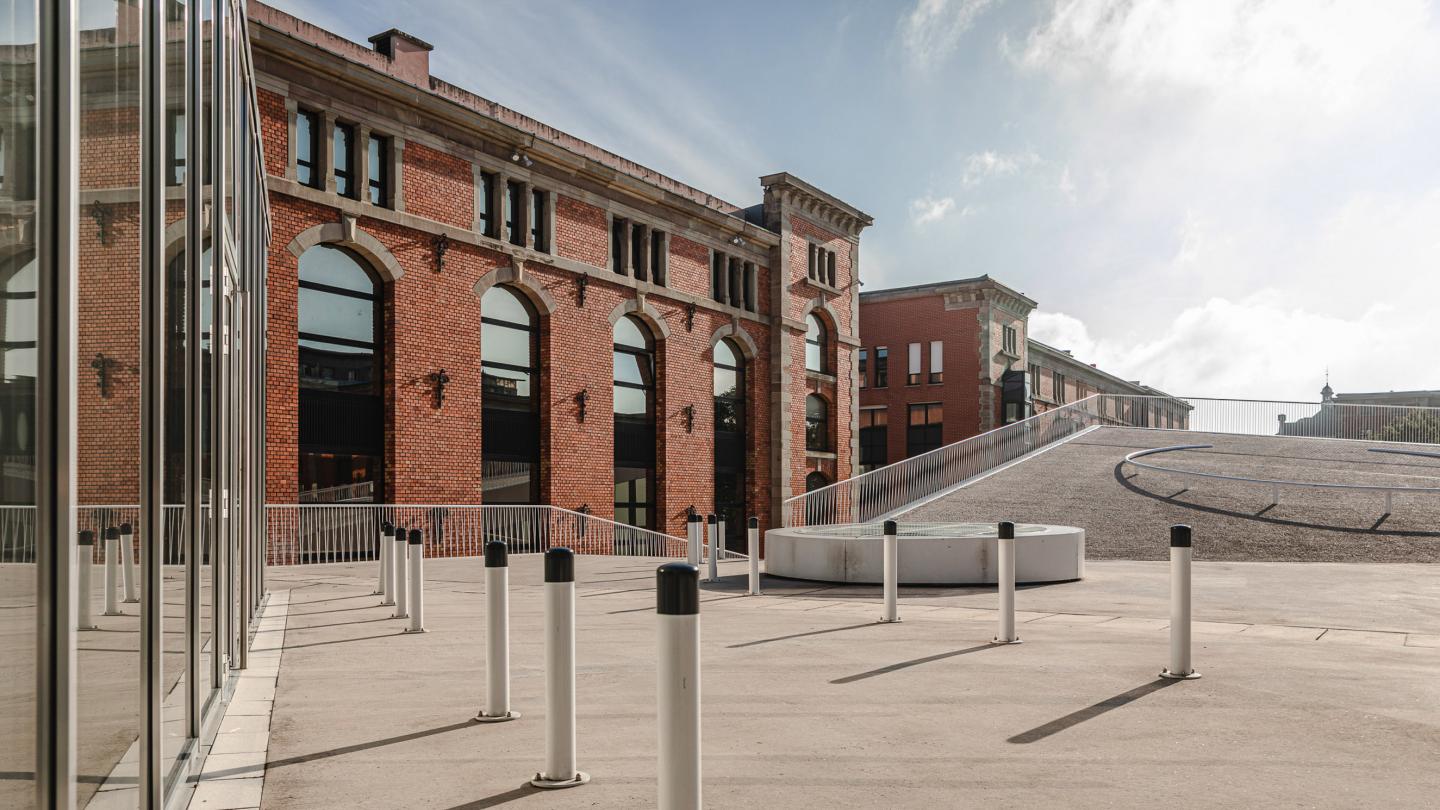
[333,123,352,196]
[806,395,826,420]
[367,135,384,204]
[613,351,648,386]
[298,243,373,292]
[481,322,531,370]
[612,314,650,350]
[482,367,531,400]
[295,110,313,185]
[613,386,647,416]
[0,0,36,804]
[805,314,822,342]
[805,342,821,373]
[713,338,737,368]
[297,287,375,344]
[481,285,531,326]
[714,398,740,433]
[713,367,737,399]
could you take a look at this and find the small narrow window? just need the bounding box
[859,349,868,389]
[929,341,943,384]
[1053,371,1067,404]
[807,243,817,280]
[728,258,743,306]
[367,135,389,207]
[906,403,944,457]
[874,347,889,388]
[650,231,667,286]
[531,189,549,252]
[826,250,837,286]
[907,342,921,386]
[167,109,186,186]
[1002,325,1018,355]
[742,262,755,311]
[611,217,626,273]
[712,251,726,303]
[478,172,496,237]
[296,109,319,188]
[805,314,827,374]
[506,181,524,246]
[631,223,647,282]
[333,122,356,198]
[805,394,830,452]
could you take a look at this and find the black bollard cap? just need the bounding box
[79,530,94,546]
[485,540,508,568]
[394,525,407,539]
[883,519,898,535]
[748,516,759,529]
[998,521,1015,540]
[1170,524,1192,548]
[656,562,700,615]
[104,526,119,540]
[707,513,717,524]
[381,521,394,533]
[545,547,575,583]
[687,513,701,523]
[408,528,423,545]
[120,522,132,534]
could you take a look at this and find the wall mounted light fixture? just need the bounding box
[575,389,588,423]
[433,232,450,273]
[429,369,450,408]
[730,234,745,247]
[90,352,120,398]
[576,275,588,307]
[685,302,695,331]
[681,404,695,433]
[90,200,114,246]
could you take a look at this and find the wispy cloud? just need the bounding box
[899,0,1001,71]
[962,149,1038,187]
[910,195,974,226]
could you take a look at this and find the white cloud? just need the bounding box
[899,0,1001,71]
[961,149,1038,187]
[910,195,968,226]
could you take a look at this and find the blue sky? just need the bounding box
[273,0,1440,401]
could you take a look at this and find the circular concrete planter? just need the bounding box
[764,522,1084,585]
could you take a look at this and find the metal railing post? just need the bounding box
[393,526,409,620]
[1161,525,1201,680]
[78,532,97,631]
[532,547,589,789]
[993,521,1020,644]
[880,520,899,623]
[657,562,701,810]
[476,541,519,722]
[747,517,760,596]
[405,529,425,633]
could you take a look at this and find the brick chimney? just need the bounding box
[367,28,433,86]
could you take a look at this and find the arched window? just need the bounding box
[613,315,656,529]
[481,285,540,504]
[805,394,829,452]
[804,313,827,374]
[713,338,745,550]
[805,471,830,492]
[297,244,383,502]
[0,252,35,503]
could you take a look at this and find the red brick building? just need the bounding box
[248,5,871,544]
[857,276,1175,471]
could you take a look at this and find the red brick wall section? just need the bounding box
[554,195,607,269]
[402,141,474,230]
[257,87,288,179]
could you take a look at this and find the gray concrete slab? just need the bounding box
[257,557,1440,809]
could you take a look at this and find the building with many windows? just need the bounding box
[856,276,1177,470]
[248,4,871,547]
[2,1,272,807]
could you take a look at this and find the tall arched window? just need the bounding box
[713,338,745,550]
[804,313,827,374]
[613,315,656,529]
[481,285,540,504]
[0,252,36,503]
[805,394,830,452]
[297,244,383,502]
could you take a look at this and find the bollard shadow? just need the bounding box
[606,593,749,615]
[729,621,883,649]
[281,616,396,632]
[1006,678,1180,744]
[830,643,998,684]
[201,720,478,779]
[441,783,543,809]
[281,632,410,651]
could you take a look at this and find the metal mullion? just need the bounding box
[185,0,204,741]
[209,0,228,692]
[139,0,167,804]
[34,0,80,807]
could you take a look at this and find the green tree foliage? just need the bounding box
[1368,410,1440,444]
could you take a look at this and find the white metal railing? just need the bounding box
[1123,444,1440,513]
[298,480,376,504]
[263,503,746,566]
[785,393,1440,527]
[0,504,206,564]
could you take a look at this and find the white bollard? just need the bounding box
[375,521,391,596]
[380,522,396,607]
[475,541,519,722]
[880,520,899,623]
[657,562,701,810]
[103,526,122,616]
[532,547,589,789]
[405,529,425,633]
[747,517,761,596]
[120,522,139,603]
[705,514,718,583]
[993,521,1021,644]
[686,514,701,566]
[1161,524,1201,680]
[393,526,409,620]
[77,531,97,630]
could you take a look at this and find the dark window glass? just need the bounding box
[167,109,186,186]
[531,189,548,252]
[728,259,742,306]
[807,243,817,280]
[711,252,725,302]
[482,286,540,503]
[805,394,829,452]
[333,122,356,198]
[859,408,888,471]
[874,347,888,387]
[367,135,388,206]
[631,223,647,281]
[805,314,827,374]
[805,471,829,492]
[906,403,944,458]
[651,232,667,285]
[826,250,837,286]
[614,315,656,529]
[714,338,746,548]
[859,349,868,389]
[478,172,496,237]
[296,109,319,188]
[611,217,626,272]
[506,181,524,246]
[742,263,755,311]
[1053,371,1066,404]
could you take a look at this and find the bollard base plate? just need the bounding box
[371,589,383,595]
[991,636,1023,644]
[391,613,408,620]
[123,598,140,604]
[1160,668,1202,680]
[79,624,98,631]
[379,599,395,607]
[402,627,427,634]
[877,617,901,624]
[530,772,589,790]
[103,610,124,617]
[473,710,520,723]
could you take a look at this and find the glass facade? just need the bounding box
[0,1,271,806]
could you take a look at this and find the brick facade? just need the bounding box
[248,5,871,538]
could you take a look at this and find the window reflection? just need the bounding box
[481,286,540,504]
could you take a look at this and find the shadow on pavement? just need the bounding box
[1007,678,1180,744]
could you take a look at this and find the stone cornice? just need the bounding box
[761,172,873,238]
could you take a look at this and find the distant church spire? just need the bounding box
[1320,368,1334,403]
